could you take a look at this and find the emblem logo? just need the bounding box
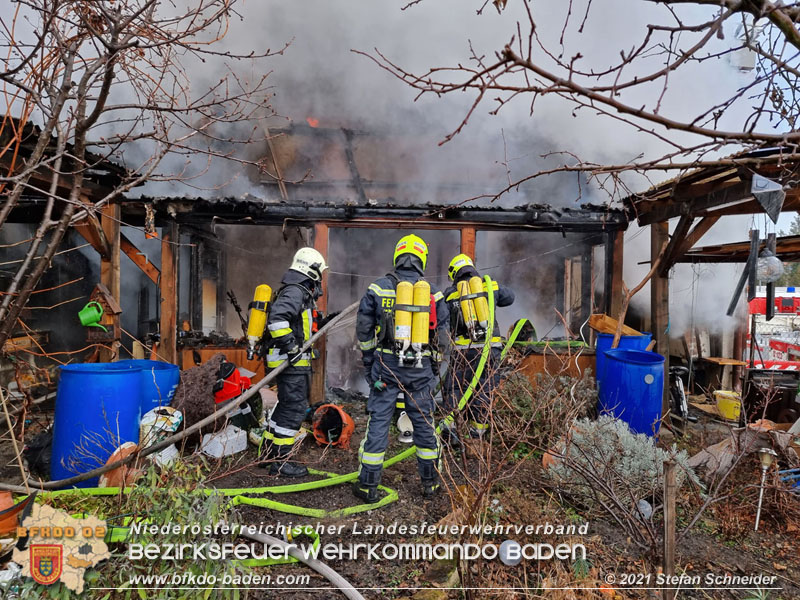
[30,544,62,585]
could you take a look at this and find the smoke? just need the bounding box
[4,1,781,354]
[136,0,760,205]
[166,0,772,341]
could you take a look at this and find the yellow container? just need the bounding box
[714,390,741,421]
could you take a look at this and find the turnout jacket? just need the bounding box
[444,276,514,349]
[356,265,450,361]
[266,269,318,373]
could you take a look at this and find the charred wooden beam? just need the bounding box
[604,230,624,317]
[672,215,720,259]
[120,233,160,284]
[125,198,628,233]
[342,129,367,204]
[580,247,593,327]
[659,213,694,276]
[766,233,776,322]
[726,230,759,316]
[636,179,753,226]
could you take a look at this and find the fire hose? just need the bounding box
[7,277,522,591]
[9,301,362,492]
[33,277,510,512]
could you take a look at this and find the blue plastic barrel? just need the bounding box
[116,359,180,414]
[595,332,653,385]
[51,363,143,487]
[598,349,665,436]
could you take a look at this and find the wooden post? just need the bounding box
[733,318,747,391]
[605,230,624,317]
[651,222,670,416]
[555,258,565,323]
[569,257,581,332]
[580,247,593,327]
[159,222,178,364]
[663,459,677,600]
[120,233,160,284]
[460,226,476,260]
[311,224,329,405]
[99,202,121,361]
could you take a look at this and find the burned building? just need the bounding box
[4,121,627,396]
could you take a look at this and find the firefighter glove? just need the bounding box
[318,311,340,328]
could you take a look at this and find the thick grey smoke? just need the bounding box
[172,0,772,344]
[138,0,759,206]
[3,1,778,351]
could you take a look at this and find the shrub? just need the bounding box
[546,415,702,510]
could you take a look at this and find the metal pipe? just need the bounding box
[754,466,768,531]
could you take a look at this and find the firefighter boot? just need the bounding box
[421,478,440,498]
[262,442,308,478]
[420,461,440,498]
[351,481,380,504]
[352,470,381,504]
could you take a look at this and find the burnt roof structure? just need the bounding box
[682,234,800,263]
[123,195,627,233]
[623,148,800,227]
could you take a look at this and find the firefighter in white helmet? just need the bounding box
[442,253,514,442]
[260,247,328,477]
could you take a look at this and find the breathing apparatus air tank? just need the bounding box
[394,281,414,365]
[458,279,477,340]
[246,284,272,360]
[469,276,490,337]
[411,280,431,368]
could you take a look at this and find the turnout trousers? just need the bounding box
[445,347,502,432]
[266,372,310,449]
[358,353,440,487]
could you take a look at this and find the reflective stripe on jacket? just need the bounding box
[266,270,317,373]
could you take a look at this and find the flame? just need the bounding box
[306,117,319,128]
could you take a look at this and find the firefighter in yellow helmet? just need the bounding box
[353,234,450,503]
[442,253,514,442]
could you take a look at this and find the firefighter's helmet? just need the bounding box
[448,253,474,281]
[393,234,428,270]
[289,247,328,281]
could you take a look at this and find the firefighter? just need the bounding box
[353,234,449,503]
[260,247,328,477]
[442,253,514,441]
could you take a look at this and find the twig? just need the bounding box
[0,386,30,493]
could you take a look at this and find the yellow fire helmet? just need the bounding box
[393,234,429,270]
[448,253,474,281]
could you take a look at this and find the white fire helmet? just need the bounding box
[289,247,328,281]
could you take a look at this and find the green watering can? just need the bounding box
[78,301,108,332]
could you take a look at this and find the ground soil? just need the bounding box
[1,391,799,599]
[205,401,800,600]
